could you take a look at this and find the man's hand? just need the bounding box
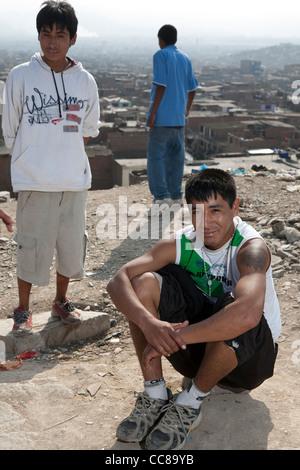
[146,111,156,128]
[0,210,14,233]
[142,317,188,356]
[142,320,189,371]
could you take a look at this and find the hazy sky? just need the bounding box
[1,0,300,41]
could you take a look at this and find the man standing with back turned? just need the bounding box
[146,25,198,213]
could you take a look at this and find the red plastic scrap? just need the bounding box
[17,351,37,360]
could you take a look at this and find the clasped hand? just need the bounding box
[142,318,189,371]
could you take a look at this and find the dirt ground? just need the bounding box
[0,163,299,451]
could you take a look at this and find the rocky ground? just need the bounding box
[0,160,299,451]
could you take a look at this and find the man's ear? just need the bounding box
[159,38,166,49]
[70,33,77,46]
[233,197,239,216]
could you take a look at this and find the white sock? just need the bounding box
[175,379,210,409]
[144,377,168,401]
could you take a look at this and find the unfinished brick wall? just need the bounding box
[0,153,12,192]
[107,130,148,158]
[0,151,114,192]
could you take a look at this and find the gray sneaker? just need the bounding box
[171,198,183,206]
[146,199,171,218]
[116,389,172,443]
[146,402,203,450]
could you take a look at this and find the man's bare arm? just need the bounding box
[146,85,166,128]
[107,238,187,355]
[169,238,270,345]
[186,90,196,117]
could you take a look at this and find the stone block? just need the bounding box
[0,310,110,356]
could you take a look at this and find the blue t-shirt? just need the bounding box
[147,45,198,127]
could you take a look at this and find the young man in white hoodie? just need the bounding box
[2,1,100,334]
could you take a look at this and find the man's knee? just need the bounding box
[131,272,160,304]
[204,341,238,366]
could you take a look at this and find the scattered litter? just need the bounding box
[17,351,36,360]
[105,329,123,341]
[87,382,102,397]
[0,350,36,371]
[85,270,102,277]
[0,360,22,371]
[43,414,78,431]
[192,164,208,173]
[251,164,268,172]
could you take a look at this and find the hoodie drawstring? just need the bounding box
[61,73,69,112]
[51,70,68,118]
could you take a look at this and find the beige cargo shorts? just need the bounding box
[16,191,88,286]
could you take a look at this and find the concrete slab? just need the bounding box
[112,153,299,192]
[114,158,147,186]
[0,310,110,356]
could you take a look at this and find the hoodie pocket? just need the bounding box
[12,144,89,189]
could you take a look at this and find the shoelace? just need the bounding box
[159,402,195,434]
[14,309,30,323]
[132,392,155,415]
[61,300,75,312]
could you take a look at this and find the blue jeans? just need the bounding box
[147,127,185,200]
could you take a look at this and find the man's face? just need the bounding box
[191,193,239,250]
[38,23,76,66]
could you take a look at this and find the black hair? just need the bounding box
[158,24,177,45]
[185,168,237,208]
[36,1,78,39]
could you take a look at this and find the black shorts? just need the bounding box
[157,264,278,391]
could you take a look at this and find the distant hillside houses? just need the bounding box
[1,42,300,191]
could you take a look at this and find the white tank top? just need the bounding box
[175,216,281,341]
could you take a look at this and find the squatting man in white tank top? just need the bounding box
[107,168,281,451]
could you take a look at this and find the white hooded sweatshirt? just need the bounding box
[2,52,100,192]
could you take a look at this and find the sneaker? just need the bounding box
[171,198,183,206]
[146,199,171,218]
[146,402,202,450]
[116,389,172,443]
[12,306,33,335]
[51,298,82,324]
